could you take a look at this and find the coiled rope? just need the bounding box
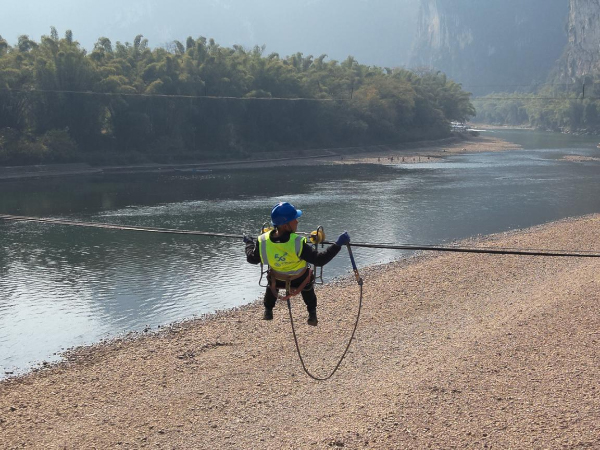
[286,283,362,381]
[285,245,364,381]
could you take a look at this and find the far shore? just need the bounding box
[0,132,521,180]
[331,133,520,166]
[563,154,600,162]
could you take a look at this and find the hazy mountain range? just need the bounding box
[410,0,569,95]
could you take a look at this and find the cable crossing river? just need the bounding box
[2,214,600,258]
[3,212,600,380]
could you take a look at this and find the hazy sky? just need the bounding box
[1,0,419,67]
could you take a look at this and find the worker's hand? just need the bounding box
[243,235,254,244]
[335,231,350,246]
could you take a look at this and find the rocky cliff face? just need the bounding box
[410,0,568,95]
[555,0,600,81]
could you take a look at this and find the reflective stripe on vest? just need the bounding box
[258,231,307,276]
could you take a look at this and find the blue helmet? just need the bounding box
[271,202,303,226]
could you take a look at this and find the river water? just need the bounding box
[1,129,600,377]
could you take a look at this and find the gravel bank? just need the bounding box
[332,134,520,166]
[1,215,599,449]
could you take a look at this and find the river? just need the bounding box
[1,129,599,377]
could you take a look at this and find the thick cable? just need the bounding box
[318,240,600,258]
[0,214,244,238]
[2,214,600,257]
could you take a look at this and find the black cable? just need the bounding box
[2,214,600,258]
[471,97,590,101]
[319,241,600,258]
[0,214,244,238]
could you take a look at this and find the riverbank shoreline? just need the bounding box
[0,132,519,179]
[1,214,598,448]
[331,133,519,166]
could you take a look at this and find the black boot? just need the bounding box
[307,309,318,326]
[263,308,273,320]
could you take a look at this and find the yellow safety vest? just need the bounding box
[258,231,307,277]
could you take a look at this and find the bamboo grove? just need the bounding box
[0,29,475,166]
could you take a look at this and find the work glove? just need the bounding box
[243,235,254,244]
[335,231,350,246]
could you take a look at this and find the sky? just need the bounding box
[0,0,420,67]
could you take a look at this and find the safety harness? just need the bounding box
[257,223,325,300]
[268,268,314,302]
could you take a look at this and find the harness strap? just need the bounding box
[270,268,313,301]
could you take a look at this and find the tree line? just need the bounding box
[474,77,600,133]
[0,29,475,166]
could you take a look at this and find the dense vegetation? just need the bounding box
[0,29,475,166]
[474,77,600,133]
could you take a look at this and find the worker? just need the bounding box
[244,202,350,326]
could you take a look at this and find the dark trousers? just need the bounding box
[263,269,317,312]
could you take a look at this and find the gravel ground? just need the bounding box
[1,215,599,449]
[563,155,600,162]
